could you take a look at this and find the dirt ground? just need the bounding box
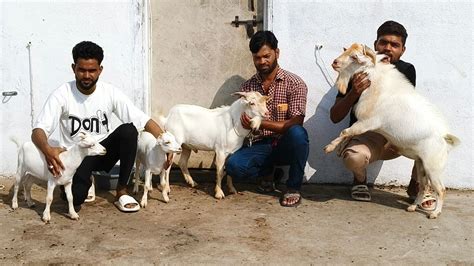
[0,172,473,264]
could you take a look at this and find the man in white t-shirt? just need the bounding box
[32,41,165,212]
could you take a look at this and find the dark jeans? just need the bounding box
[225,125,309,190]
[71,123,138,205]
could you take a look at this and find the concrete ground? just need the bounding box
[0,170,473,264]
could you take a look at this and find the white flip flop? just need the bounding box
[114,194,140,212]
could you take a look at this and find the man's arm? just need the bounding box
[31,128,65,177]
[329,72,370,123]
[144,119,164,138]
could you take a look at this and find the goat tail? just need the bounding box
[10,136,22,150]
[444,134,460,148]
[157,114,167,128]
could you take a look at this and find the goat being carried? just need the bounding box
[325,43,460,219]
[11,132,106,223]
[158,91,269,200]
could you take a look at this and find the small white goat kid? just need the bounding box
[132,131,182,206]
[11,132,106,222]
[159,91,269,200]
[325,43,460,219]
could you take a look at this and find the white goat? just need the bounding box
[325,43,460,219]
[11,132,106,223]
[132,131,182,206]
[159,91,269,200]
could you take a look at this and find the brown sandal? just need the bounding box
[280,190,301,207]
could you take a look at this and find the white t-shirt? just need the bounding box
[34,80,150,148]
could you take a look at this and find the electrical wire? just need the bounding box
[313,45,335,87]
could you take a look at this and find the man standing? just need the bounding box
[329,21,434,209]
[226,31,309,207]
[32,41,165,212]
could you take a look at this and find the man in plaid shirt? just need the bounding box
[225,31,309,207]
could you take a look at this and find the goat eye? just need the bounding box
[249,102,255,106]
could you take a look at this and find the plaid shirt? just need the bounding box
[240,67,307,139]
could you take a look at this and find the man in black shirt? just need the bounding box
[329,21,434,209]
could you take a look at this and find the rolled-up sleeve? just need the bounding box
[288,80,307,117]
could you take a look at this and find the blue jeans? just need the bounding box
[225,125,309,190]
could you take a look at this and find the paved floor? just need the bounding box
[0,171,473,264]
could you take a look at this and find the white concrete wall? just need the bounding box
[269,0,473,188]
[2,0,472,189]
[0,0,148,175]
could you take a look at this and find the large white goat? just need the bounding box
[11,132,106,223]
[132,131,182,206]
[159,91,269,200]
[324,43,460,219]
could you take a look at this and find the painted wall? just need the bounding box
[269,1,473,188]
[0,0,148,175]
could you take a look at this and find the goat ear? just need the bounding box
[363,45,376,65]
[155,137,163,146]
[79,131,87,140]
[231,91,247,98]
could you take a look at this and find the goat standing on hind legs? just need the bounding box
[325,43,460,219]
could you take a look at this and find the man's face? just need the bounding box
[252,45,279,75]
[72,58,102,92]
[374,34,405,63]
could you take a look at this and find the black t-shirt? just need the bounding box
[336,59,416,125]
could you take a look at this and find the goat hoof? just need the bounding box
[140,200,147,208]
[406,205,417,212]
[428,212,439,219]
[215,191,225,199]
[228,186,238,195]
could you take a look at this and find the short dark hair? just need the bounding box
[249,31,278,53]
[72,41,104,64]
[377,20,408,46]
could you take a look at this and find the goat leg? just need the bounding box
[64,182,79,220]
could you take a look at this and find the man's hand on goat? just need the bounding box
[351,72,371,95]
[46,146,66,178]
[240,113,252,130]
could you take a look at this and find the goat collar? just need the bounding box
[231,115,254,145]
